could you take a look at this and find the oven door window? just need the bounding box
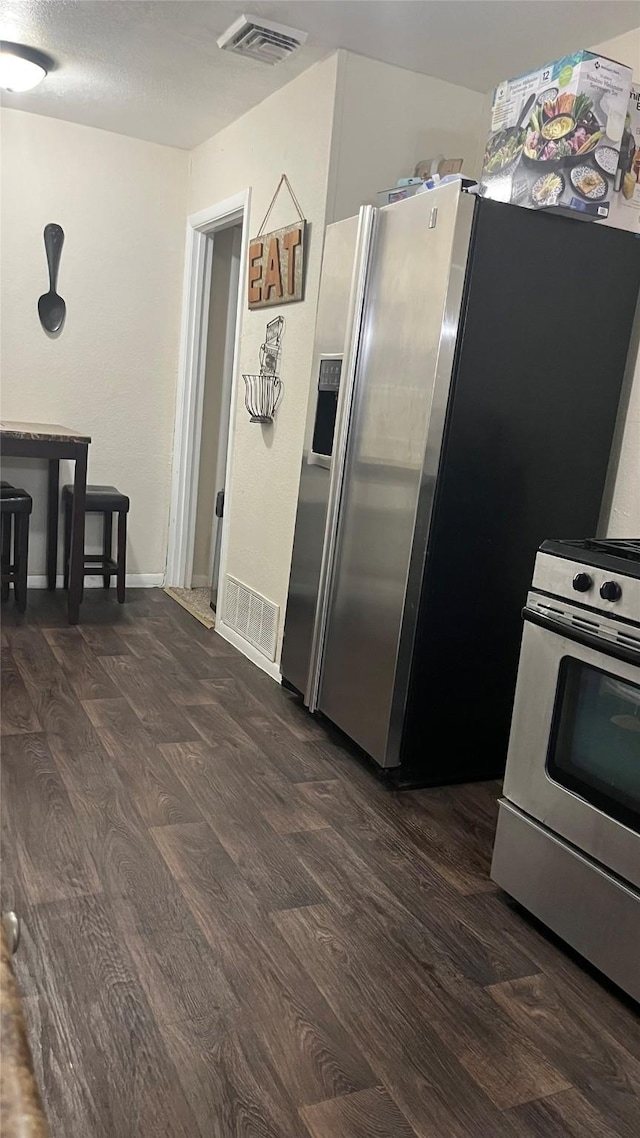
[547,659,640,835]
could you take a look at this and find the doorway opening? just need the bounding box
[165,191,250,626]
[192,223,241,609]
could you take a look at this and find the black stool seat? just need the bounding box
[62,484,130,513]
[0,487,33,514]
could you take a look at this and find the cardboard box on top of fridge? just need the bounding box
[480,51,633,225]
[602,83,640,233]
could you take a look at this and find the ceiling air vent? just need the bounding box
[217,14,307,65]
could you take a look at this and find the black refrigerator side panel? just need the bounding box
[401,199,640,784]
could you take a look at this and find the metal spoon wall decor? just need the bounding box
[38,223,66,333]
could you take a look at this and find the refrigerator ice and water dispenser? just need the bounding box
[312,356,342,458]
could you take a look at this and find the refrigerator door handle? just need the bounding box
[306,205,377,711]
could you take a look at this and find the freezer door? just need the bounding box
[318,183,474,766]
[280,215,359,695]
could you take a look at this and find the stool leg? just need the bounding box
[103,512,113,589]
[1,515,11,602]
[15,513,29,613]
[63,495,72,591]
[117,511,127,604]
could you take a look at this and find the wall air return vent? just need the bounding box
[217,14,307,65]
[224,575,279,660]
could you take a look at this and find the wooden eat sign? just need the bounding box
[247,221,306,310]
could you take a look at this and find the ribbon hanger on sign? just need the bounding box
[256,174,305,237]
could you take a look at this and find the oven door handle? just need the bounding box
[522,606,640,668]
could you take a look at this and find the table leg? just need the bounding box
[68,444,88,624]
[46,459,60,590]
[103,513,113,589]
[1,516,11,602]
[116,511,126,603]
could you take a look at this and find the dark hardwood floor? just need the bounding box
[1,588,639,1137]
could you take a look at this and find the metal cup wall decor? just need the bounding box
[244,315,284,423]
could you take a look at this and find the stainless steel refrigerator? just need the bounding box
[281,181,640,786]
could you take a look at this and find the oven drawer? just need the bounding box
[503,615,640,888]
[492,800,640,1003]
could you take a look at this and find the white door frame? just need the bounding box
[165,189,250,596]
[207,225,242,602]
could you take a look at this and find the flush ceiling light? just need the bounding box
[0,42,52,92]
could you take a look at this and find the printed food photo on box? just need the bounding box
[480,51,633,225]
[603,84,640,234]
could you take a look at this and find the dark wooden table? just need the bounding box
[0,421,91,624]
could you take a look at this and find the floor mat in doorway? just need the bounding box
[163,586,215,629]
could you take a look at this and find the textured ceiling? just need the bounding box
[1,1,638,150]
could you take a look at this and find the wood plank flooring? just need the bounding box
[1,588,639,1137]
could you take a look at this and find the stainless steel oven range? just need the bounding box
[492,538,640,1001]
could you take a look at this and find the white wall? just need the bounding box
[591,27,640,535]
[188,54,339,654]
[0,109,188,580]
[329,51,486,222]
[601,295,640,536]
[593,27,640,71]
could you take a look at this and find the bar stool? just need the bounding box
[62,484,129,603]
[1,482,13,579]
[1,485,32,612]
[1,481,12,565]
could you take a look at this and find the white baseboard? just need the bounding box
[190,575,211,589]
[214,618,282,683]
[27,573,164,589]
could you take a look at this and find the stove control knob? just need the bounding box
[600,580,622,602]
[572,572,593,593]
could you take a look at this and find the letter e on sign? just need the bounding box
[247,221,305,309]
[248,241,263,305]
